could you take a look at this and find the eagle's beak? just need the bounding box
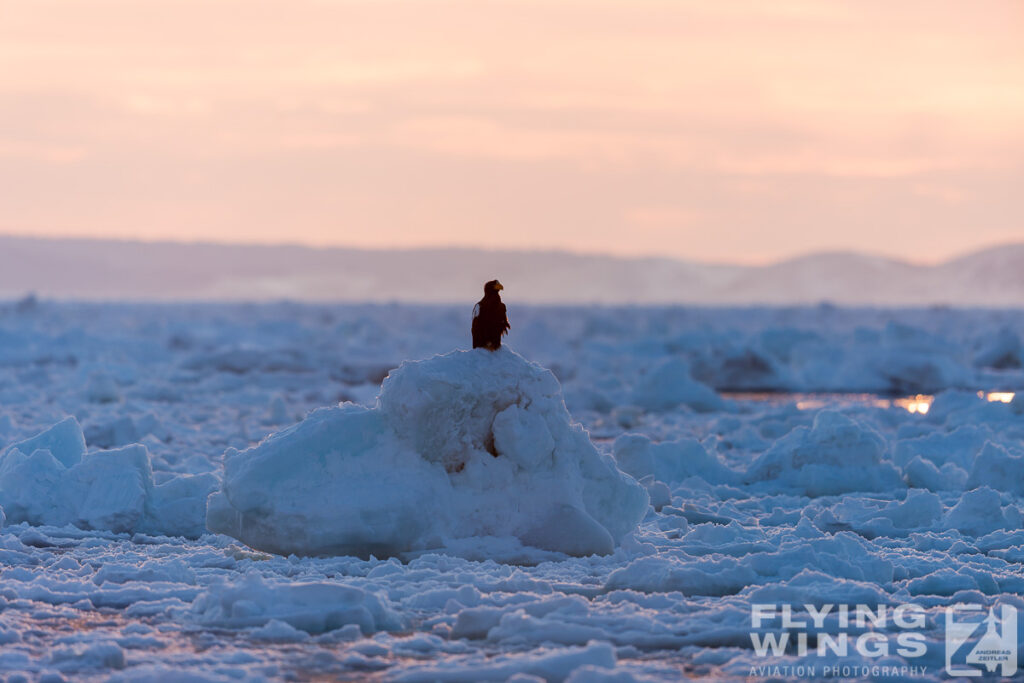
[495,283,504,291]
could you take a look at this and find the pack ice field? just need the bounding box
[1,300,1022,682]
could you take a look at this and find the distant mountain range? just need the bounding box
[0,235,1021,306]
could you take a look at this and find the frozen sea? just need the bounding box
[1,299,1023,682]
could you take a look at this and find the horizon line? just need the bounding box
[0,230,1020,270]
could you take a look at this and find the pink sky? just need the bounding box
[1,0,1021,264]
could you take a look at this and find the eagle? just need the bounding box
[472,280,510,350]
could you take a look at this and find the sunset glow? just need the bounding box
[1,1,1022,262]
[892,394,933,415]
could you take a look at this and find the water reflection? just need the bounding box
[727,390,1015,414]
[979,391,1016,403]
[890,394,933,414]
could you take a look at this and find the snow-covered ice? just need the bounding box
[207,348,647,559]
[1,301,1023,681]
[0,417,215,537]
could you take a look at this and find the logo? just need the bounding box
[745,602,1020,679]
[946,603,1017,677]
[748,603,930,679]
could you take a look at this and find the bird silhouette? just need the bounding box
[471,280,510,350]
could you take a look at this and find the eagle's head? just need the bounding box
[484,279,504,294]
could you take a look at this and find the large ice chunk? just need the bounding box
[966,442,1024,496]
[4,416,86,468]
[612,433,739,485]
[207,348,649,558]
[630,357,725,412]
[192,573,404,634]
[0,417,215,537]
[743,410,903,496]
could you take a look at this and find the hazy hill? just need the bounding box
[0,235,1020,306]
